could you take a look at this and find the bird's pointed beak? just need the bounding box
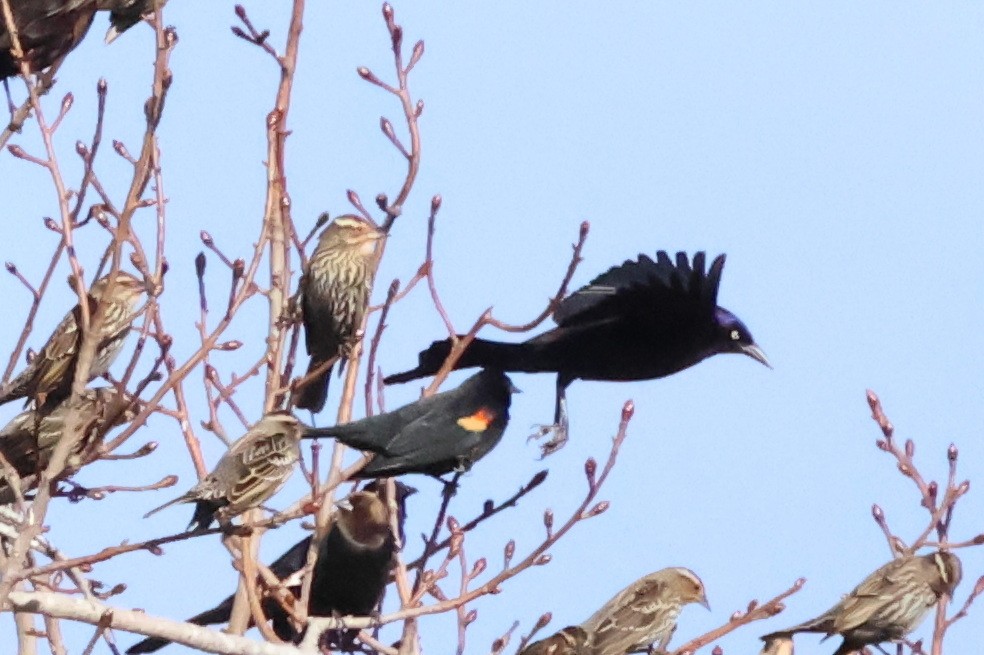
[509,382,522,394]
[699,595,711,611]
[740,343,772,369]
[335,498,353,512]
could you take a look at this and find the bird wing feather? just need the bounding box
[552,252,723,328]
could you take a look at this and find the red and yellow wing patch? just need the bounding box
[457,407,496,432]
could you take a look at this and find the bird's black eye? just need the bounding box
[730,329,740,341]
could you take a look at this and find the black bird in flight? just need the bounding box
[304,369,516,480]
[384,251,769,453]
[127,481,414,653]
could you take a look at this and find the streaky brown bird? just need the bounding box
[0,272,145,408]
[580,567,710,655]
[303,369,516,480]
[519,626,591,655]
[126,481,414,653]
[762,550,962,655]
[142,412,302,531]
[295,214,384,413]
[0,386,138,500]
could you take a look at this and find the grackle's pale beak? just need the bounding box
[741,343,772,369]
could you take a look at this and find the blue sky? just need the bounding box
[1,2,982,654]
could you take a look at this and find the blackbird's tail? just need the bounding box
[384,337,538,384]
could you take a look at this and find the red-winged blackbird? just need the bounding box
[384,252,769,452]
[294,215,385,414]
[0,386,138,500]
[580,567,710,655]
[0,272,146,408]
[519,626,590,655]
[762,550,962,655]
[126,481,414,654]
[142,413,302,531]
[303,369,516,479]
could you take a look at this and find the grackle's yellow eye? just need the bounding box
[730,329,740,341]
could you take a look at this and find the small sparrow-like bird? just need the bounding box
[142,412,302,531]
[295,214,384,413]
[519,626,590,655]
[303,369,517,479]
[126,481,414,653]
[0,272,145,408]
[762,550,962,655]
[0,386,138,500]
[580,567,710,655]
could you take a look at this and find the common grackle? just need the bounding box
[385,251,769,453]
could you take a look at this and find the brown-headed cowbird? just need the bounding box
[142,412,302,531]
[762,550,962,655]
[0,386,137,500]
[580,567,710,655]
[384,252,769,453]
[519,626,590,655]
[0,272,146,408]
[295,215,384,413]
[303,369,516,479]
[126,481,414,653]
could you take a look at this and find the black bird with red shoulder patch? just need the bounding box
[303,369,516,479]
[384,252,769,452]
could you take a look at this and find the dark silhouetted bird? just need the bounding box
[142,413,302,531]
[100,0,168,43]
[1,0,95,79]
[1,1,167,80]
[126,481,414,653]
[519,626,591,655]
[304,369,516,479]
[0,272,146,408]
[0,386,138,500]
[762,550,962,655]
[295,215,385,413]
[384,252,769,452]
[580,567,710,655]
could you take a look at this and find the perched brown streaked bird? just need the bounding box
[126,481,415,654]
[762,550,962,655]
[0,272,145,409]
[581,567,710,655]
[519,626,591,655]
[142,413,302,531]
[0,386,138,500]
[295,215,385,413]
[303,369,517,480]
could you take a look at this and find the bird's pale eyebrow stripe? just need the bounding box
[934,553,949,582]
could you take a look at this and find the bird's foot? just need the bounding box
[55,479,91,503]
[527,423,569,457]
[434,475,460,499]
